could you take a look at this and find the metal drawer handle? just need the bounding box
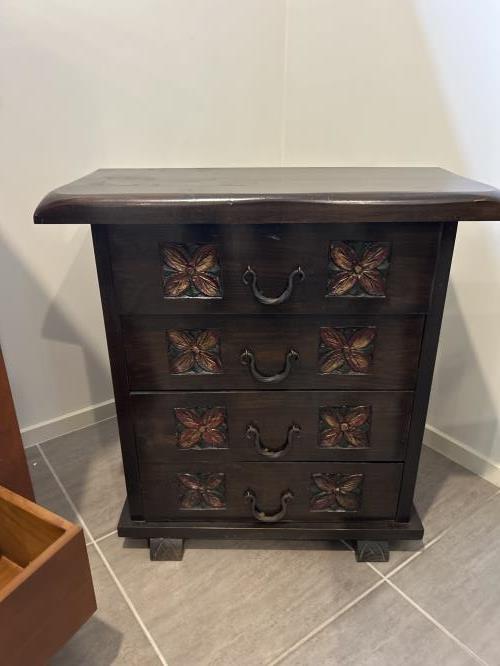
[240,348,299,384]
[244,489,294,523]
[246,423,301,458]
[242,266,305,305]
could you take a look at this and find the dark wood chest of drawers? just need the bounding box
[35,167,500,562]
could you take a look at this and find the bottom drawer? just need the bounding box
[141,462,402,522]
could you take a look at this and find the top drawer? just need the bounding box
[107,222,440,315]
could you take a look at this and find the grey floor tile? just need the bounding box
[393,492,500,664]
[40,418,126,540]
[51,545,161,665]
[99,534,379,666]
[279,583,477,666]
[373,446,497,574]
[26,446,91,542]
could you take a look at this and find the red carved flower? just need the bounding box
[177,473,226,509]
[175,407,227,449]
[320,406,370,448]
[319,327,376,374]
[162,244,221,298]
[167,329,222,375]
[328,242,389,296]
[310,473,363,511]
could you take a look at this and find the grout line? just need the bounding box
[369,530,450,581]
[279,0,289,165]
[95,529,118,544]
[269,579,385,665]
[86,529,118,547]
[35,444,167,666]
[361,554,487,665]
[91,539,168,666]
[385,579,489,666]
[378,488,500,581]
[383,549,422,578]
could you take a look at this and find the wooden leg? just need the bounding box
[149,537,184,561]
[355,540,389,562]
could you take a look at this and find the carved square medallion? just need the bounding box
[167,329,222,375]
[310,473,363,512]
[176,472,226,509]
[318,327,376,375]
[327,241,390,298]
[319,405,371,449]
[174,406,228,450]
[160,242,222,299]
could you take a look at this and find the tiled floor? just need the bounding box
[26,418,499,666]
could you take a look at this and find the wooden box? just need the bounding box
[0,485,96,666]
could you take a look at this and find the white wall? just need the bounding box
[0,0,286,435]
[1,1,500,474]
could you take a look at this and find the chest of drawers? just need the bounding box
[35,167,500,563]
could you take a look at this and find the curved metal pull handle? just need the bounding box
[244,489,294,523]
[242,266,305,305]
[246,423,301,459]
[240,348,299,384]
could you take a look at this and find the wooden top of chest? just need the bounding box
[34,167,500,225]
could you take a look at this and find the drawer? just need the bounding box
[108,223,439,315]
[132,391,412,463]
[123,315,424,390]
[141,462,403,522]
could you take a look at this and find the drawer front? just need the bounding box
[108,223,439,315]
[123,315,424,390]
[141,462,403,522]
[132,391,412,463]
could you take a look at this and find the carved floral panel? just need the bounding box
[161,243,222,298]
[318,327,376,375]
[174,406,228,450]
[176,472,226,509]
[327,241,390,298]
[310,473,363,512]
[319,405,371,449]
[167,329,222,375]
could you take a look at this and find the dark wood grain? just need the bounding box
[0,347,34,500]
[131,391,412,463]
[355,540,390,562]
[397,221,457,520]
[91,227,143,518]
[34,167,500,225]
[118,499,424,541]
[35,167,486,556]
[122,315,424,391]
[149,537,184,561]
[141,462,402,522]
[108,222,439,315]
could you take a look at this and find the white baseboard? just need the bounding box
[424,424,500,488]
[21,399,117,448]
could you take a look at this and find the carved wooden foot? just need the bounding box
[149,537,184,561]
[355,540,389,562]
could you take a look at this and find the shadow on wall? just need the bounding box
[0,226,112,427]
[40,226,112,402]
[428,280,499,462]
